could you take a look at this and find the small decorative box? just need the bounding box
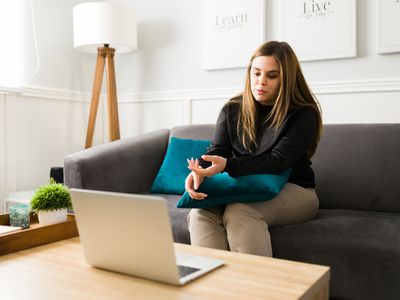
[9,203,30,229]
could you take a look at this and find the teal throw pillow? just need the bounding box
[150,137,211,195]
[176,169,291,209]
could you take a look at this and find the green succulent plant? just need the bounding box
[30,178,72,213]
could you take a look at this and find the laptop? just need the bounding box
[70,188,224,285]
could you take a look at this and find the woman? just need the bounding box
[185,41,323,257]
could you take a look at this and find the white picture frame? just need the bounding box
[201,0,266,70]
[279,0,357,62]
[378,0,400,54]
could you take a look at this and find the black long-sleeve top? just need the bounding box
[199,98,319,188]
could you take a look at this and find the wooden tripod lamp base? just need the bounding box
[85,46,120,149]
[73,2,137,148]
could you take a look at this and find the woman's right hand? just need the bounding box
[185,159,206,200]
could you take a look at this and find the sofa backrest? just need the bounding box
[170,124,215,140]
[313,124,400,213]
[170,123,400,213]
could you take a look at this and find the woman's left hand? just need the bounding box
[188,155,227,177]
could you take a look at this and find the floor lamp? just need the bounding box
[73,2,137,148]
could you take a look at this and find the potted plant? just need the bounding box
[30,178,72,225]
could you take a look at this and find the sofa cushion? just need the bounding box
[177,170,291,209]
[312,124,400,213]
[270,209,400,300]
[150,137,211,195]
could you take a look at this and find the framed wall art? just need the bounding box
[279,0,357,62]
[378,0,400,54]
[201,0,266,70]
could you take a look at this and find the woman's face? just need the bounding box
[250,55,281,105]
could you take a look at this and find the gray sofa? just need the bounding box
[65,124,400,300]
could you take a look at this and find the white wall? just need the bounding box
[1,0,400,212]
[114,0,400,89]
[22,0,94,92]
[115,0,245,93]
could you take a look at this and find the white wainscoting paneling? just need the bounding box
[0,86,100,212]
[21,85,92,102]
[118,100,184,139]
[114,87,242,139]
[115,78,400,133]
[318,91,400,124]
[0,94,6,211]
[5,94,17,197]
[312,78,400,94]
[13,95,93,190]
[191,99,227,124]
[313,78,400,124]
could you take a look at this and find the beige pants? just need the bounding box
[188,183,319,257]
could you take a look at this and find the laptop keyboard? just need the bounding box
[177,265,200,278]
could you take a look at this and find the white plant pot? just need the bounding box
[38,209,68,225]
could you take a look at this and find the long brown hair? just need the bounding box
[236,41,322,157]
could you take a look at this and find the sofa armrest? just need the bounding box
[64,129,170,193]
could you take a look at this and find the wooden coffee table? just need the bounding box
[0,237,329,299]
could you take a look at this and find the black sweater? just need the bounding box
[199,99,319,188]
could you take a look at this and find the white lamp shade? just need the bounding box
[73,2,137,54]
